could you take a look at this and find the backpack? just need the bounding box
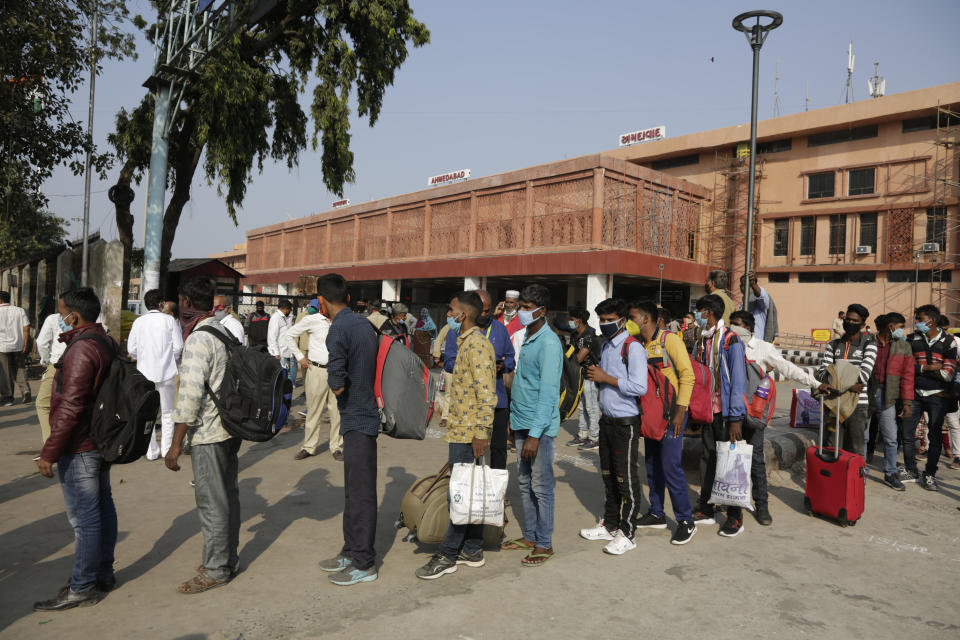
[196,325,292,442]
[59,332,160,464]
[687,361,715,424]
[559,344,585,421]
[374,334,436,439]
[620,333,678,441]
[246,313,270,345]
[720,332,777,429]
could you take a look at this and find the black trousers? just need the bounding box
[698,415,768,518]
[340,430,378,570]
[488,408,509,470]
[599,415,643,538]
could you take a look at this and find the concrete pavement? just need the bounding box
[1,379,959,639]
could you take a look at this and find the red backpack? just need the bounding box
[719,332,778,429]
[687,361,715,424]
[620,333,677,441]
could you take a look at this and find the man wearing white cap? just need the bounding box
[497,290,524,337]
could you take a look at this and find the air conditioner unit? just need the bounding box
[855,245,871,255]
[922,242,940,252]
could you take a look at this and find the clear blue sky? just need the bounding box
[44,0,960,258]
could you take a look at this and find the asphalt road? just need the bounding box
[1,379,959,639]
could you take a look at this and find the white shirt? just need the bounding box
[744,334,820,388]
[0,304,29,353]
[267,309,295,358]
[283,312,331,364]
[37,313,68,366]
[219,313,246,345]
[127,310,184,383]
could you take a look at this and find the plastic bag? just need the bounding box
[790,389,821,428]
[709,441,754,511]
[449,462,508,526]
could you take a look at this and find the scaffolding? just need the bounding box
[931,105,960,313]
[706,151,765,283]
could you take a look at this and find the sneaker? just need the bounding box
[328,566,378,586]
[670,521,697,545]
[718,516,744,538]
[692,507,716,525]
[916,450,927,461]
[900,469,918,483]
[754,506,773,526]
[332,450,344,462]
[415,553,458,580]
[579,521,616,541]
[567,435,588,447]
[883,473,906,491]
[603,530,637,555]
[949,457,960,470]
[455,549,485,568]
[920,472,938,492]
[636,512,668,529]
[319,555,353,572]
[298,410,308,418]
[189,480,196,488]
[22,393,32,404]
[2,399,14,407]
[578,439,599,452]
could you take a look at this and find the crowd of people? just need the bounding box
[2,267,955,611]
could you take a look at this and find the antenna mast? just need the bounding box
[868,60,886,98]
[845,39,855,103]
[805,80,810,112]
[773,59,783,116]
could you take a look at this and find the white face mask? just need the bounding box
[730,325,752,340]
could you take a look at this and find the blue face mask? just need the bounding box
[694,311,707,328]
[915,321,930,335]
[447,315,462,333]
[891,327,907,341]
[58,315,69,332]
[568,320,577,330]
[518,307,542,327]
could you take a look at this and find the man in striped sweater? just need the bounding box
[899,304,957,491]
[815,304,878,458]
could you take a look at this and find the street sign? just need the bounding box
[811,329,831,342]
[428,169,470,187]
[618,125,666,147]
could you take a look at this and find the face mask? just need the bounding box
[599,319,623,339]
[214,309,227,321]
[518,307,542,327]
[694,311,707,328]
[476,313,492,329]
[915,321,930,335]
[568,320,578,330]
[843,321,862,335]
[891,327,907,341]
[307,306,318,315]
[447,315,462,333]
[730,325,752,340]
[58,315,70,332]
[625,319,641,337]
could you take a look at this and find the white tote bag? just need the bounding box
[708,440,754,511]
[449,461,508,526]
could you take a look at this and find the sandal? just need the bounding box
[522,550,554,567]
[501,537,535,551]
[177,571,231,594]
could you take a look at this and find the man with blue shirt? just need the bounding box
[502,284,562,567]
[442,289,515,470]
[578,298,648,555]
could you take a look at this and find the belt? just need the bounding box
[601,415,640,426]
[311,361,327,368]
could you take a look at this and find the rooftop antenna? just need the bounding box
[844,39,855,103]
[805,79,810,112]
[868,60,886,98]
[773,58,783,117]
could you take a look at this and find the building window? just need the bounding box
[829,215,846,255]
[903,116,938,133]
[889,269,953,283]
[849,271,877,283]
[651,153,700,171]
[926,207,947,249]
[768,272,790,283]
[807,124,879,147]
[772,219,789,257]
[848,168,876,196]
[758,138,792,154]
[859,213,877,252]
[808,172,835,199]
[799,217,815,255]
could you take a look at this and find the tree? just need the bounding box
[109,1,430,303]
[0,0,141,254]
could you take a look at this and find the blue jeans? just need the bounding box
[58,450,118,592]
[514,431,555,549]
[282,356,298,385]
[645,416,693,522]
[577,380,600,440]
[874,388,900,476]
[438,443,484,560]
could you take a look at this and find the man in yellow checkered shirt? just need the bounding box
[416,290,497,580]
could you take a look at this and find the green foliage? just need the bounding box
[0,207,67,266]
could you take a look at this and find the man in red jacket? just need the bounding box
[871,312,914,491]
[34,288,117,611]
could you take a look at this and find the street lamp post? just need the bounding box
[732,10,782,309]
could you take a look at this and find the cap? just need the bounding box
[505,290,520,299]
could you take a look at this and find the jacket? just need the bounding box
[876,338,915,409]
[823,361,863,422]
[40,324,115,463]
[908,330,957,394]
[816,333,877,406]
[694,328,746,422]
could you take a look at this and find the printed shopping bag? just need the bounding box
[708,440,754,511]
[790,388,822,427]
[449,461,508,526]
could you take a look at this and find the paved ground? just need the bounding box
[2,378,960,639]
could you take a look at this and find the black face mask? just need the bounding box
[843,321,862,336]
[476,313,492,329]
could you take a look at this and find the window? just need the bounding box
[773,219,789,256]
[758,138,792,154]
[651,153,700,171]
[798,272,823,283]
[807,124,879,147]
[686,231,696,260]
[903,116,937,133]
[927,207,947,249]
[849,271,877,283]
[888,270,913,282]
[799,217,816,255]
[796,271,874,283]
[829,215,846,255]
[848,168,875,196]
[859,213,877,252]
[808,172,835,199]
[768,272,790,283]
[888,269,952,283]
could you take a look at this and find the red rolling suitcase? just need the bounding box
[803,396,865,526]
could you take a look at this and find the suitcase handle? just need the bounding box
[818,392,841,461]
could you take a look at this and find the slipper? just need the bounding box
[522,552,554,567]
[177,572,231,594]
[501,538,535,551]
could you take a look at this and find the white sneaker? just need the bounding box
[579,522,615,541]
[603,530,637,555]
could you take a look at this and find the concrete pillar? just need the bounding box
[464,276,485,291]
[56,248,75,298]
[21,263,34,323]
[382,279,400,303]
[586,273,613,330]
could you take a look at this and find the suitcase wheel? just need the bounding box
[803,496,812,516]
[847,519,857,527]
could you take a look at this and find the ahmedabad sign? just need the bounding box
[331,199,350,208]
[618,125,666,147]
[428,169,471,187]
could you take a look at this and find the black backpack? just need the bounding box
[246,313,270,345]
[559,344,585,421]
[196,325,292,442]
[58,332,161,464]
